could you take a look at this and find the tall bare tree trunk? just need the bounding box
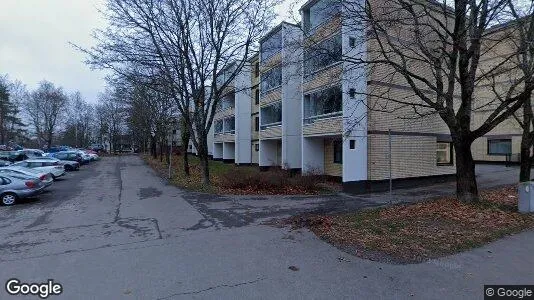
[519,130,532,182]
[519,96,533,182]
[197,136,210,185]
[181,119,190,176]
[454,140,479,202]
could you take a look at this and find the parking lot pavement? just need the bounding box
[0,155,532,299]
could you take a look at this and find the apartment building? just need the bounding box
[299,0,456,192]
[212,62,253,164]
[258,22,303,171]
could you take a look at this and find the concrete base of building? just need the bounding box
[235,163,254,166]
[342,173,457,194]
[212,157,223,161]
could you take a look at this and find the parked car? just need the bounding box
[84,150,100,161]
[36,156,79,171]
[0,174,46,206]
[46,146,71,153]
[89,144,105,153]
[21,149,45,158]
[0,167,53,187]
[75,150,92,164]
[48,151,83,164]
[12,159,66,179]
[0,151,28,163]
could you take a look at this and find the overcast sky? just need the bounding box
[0,0,299,104]
[0,0,108,103]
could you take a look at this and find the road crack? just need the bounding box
[156,277,266,299]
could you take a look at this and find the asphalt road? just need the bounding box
[0,155,532,299]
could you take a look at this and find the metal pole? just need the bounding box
[168,131,173,179]
[388,129,392,204]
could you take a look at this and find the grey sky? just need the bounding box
[0,0,107,103]
[0,0,300,104]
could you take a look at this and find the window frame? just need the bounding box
[487,139,512,156]
[436,141,453,166]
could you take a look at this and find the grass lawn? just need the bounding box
[289,185,534,263]
[142,153,340,195]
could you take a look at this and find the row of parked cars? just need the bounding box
[0,148,100,206]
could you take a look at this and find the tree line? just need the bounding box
[0,74,135,152]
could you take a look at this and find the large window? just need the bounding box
[261,29,282,61]
[304,86,342,123]
[260,102,282,128]
[304,34,342,76]
[214,120,223,134]
[255,89,260,104]
[488,139,512,155]
[223,117,235,133]
[221,93,235,110]
[436,142,453,165]
[304,0,341,32]
[261,66,282,93]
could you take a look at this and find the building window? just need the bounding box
[260,102,282,129]
[488,139,512,155]
[437,142,453,165]
[349,37,356,48]
[255,62,260,77]
[255,89,260,104]
[255,144,259,151]
[304,0,341,32]
[333,140,342,164]
[349,140,355,149]
[349,88,355,98]
[214,119,223,134]
[260,29,282,61]
[303,34,342,76]
[261,66,282,93]
[223,117,235,133]
[255,116,259,131]
[304,86,342,123]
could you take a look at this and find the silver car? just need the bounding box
[0,167,53,187]
[0,174,45,205]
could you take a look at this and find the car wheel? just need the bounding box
[65,165,72,171]
[1,193,17,206]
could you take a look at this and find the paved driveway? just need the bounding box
[0,156,531,299]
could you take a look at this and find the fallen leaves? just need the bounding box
[288,185,534,263]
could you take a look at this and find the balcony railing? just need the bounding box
[260,122,282,130]
[303,111,342,125]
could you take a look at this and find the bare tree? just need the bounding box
[78,0,276,185]
[25,80,69,148]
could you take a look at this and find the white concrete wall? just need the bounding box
[341,0,368,182]
[341,1,368,182]
[223,142,235,160]
[235,68,252,164]
[281,24,303,169]
[302,137,325,174]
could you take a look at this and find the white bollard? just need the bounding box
[518,182,534,213]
